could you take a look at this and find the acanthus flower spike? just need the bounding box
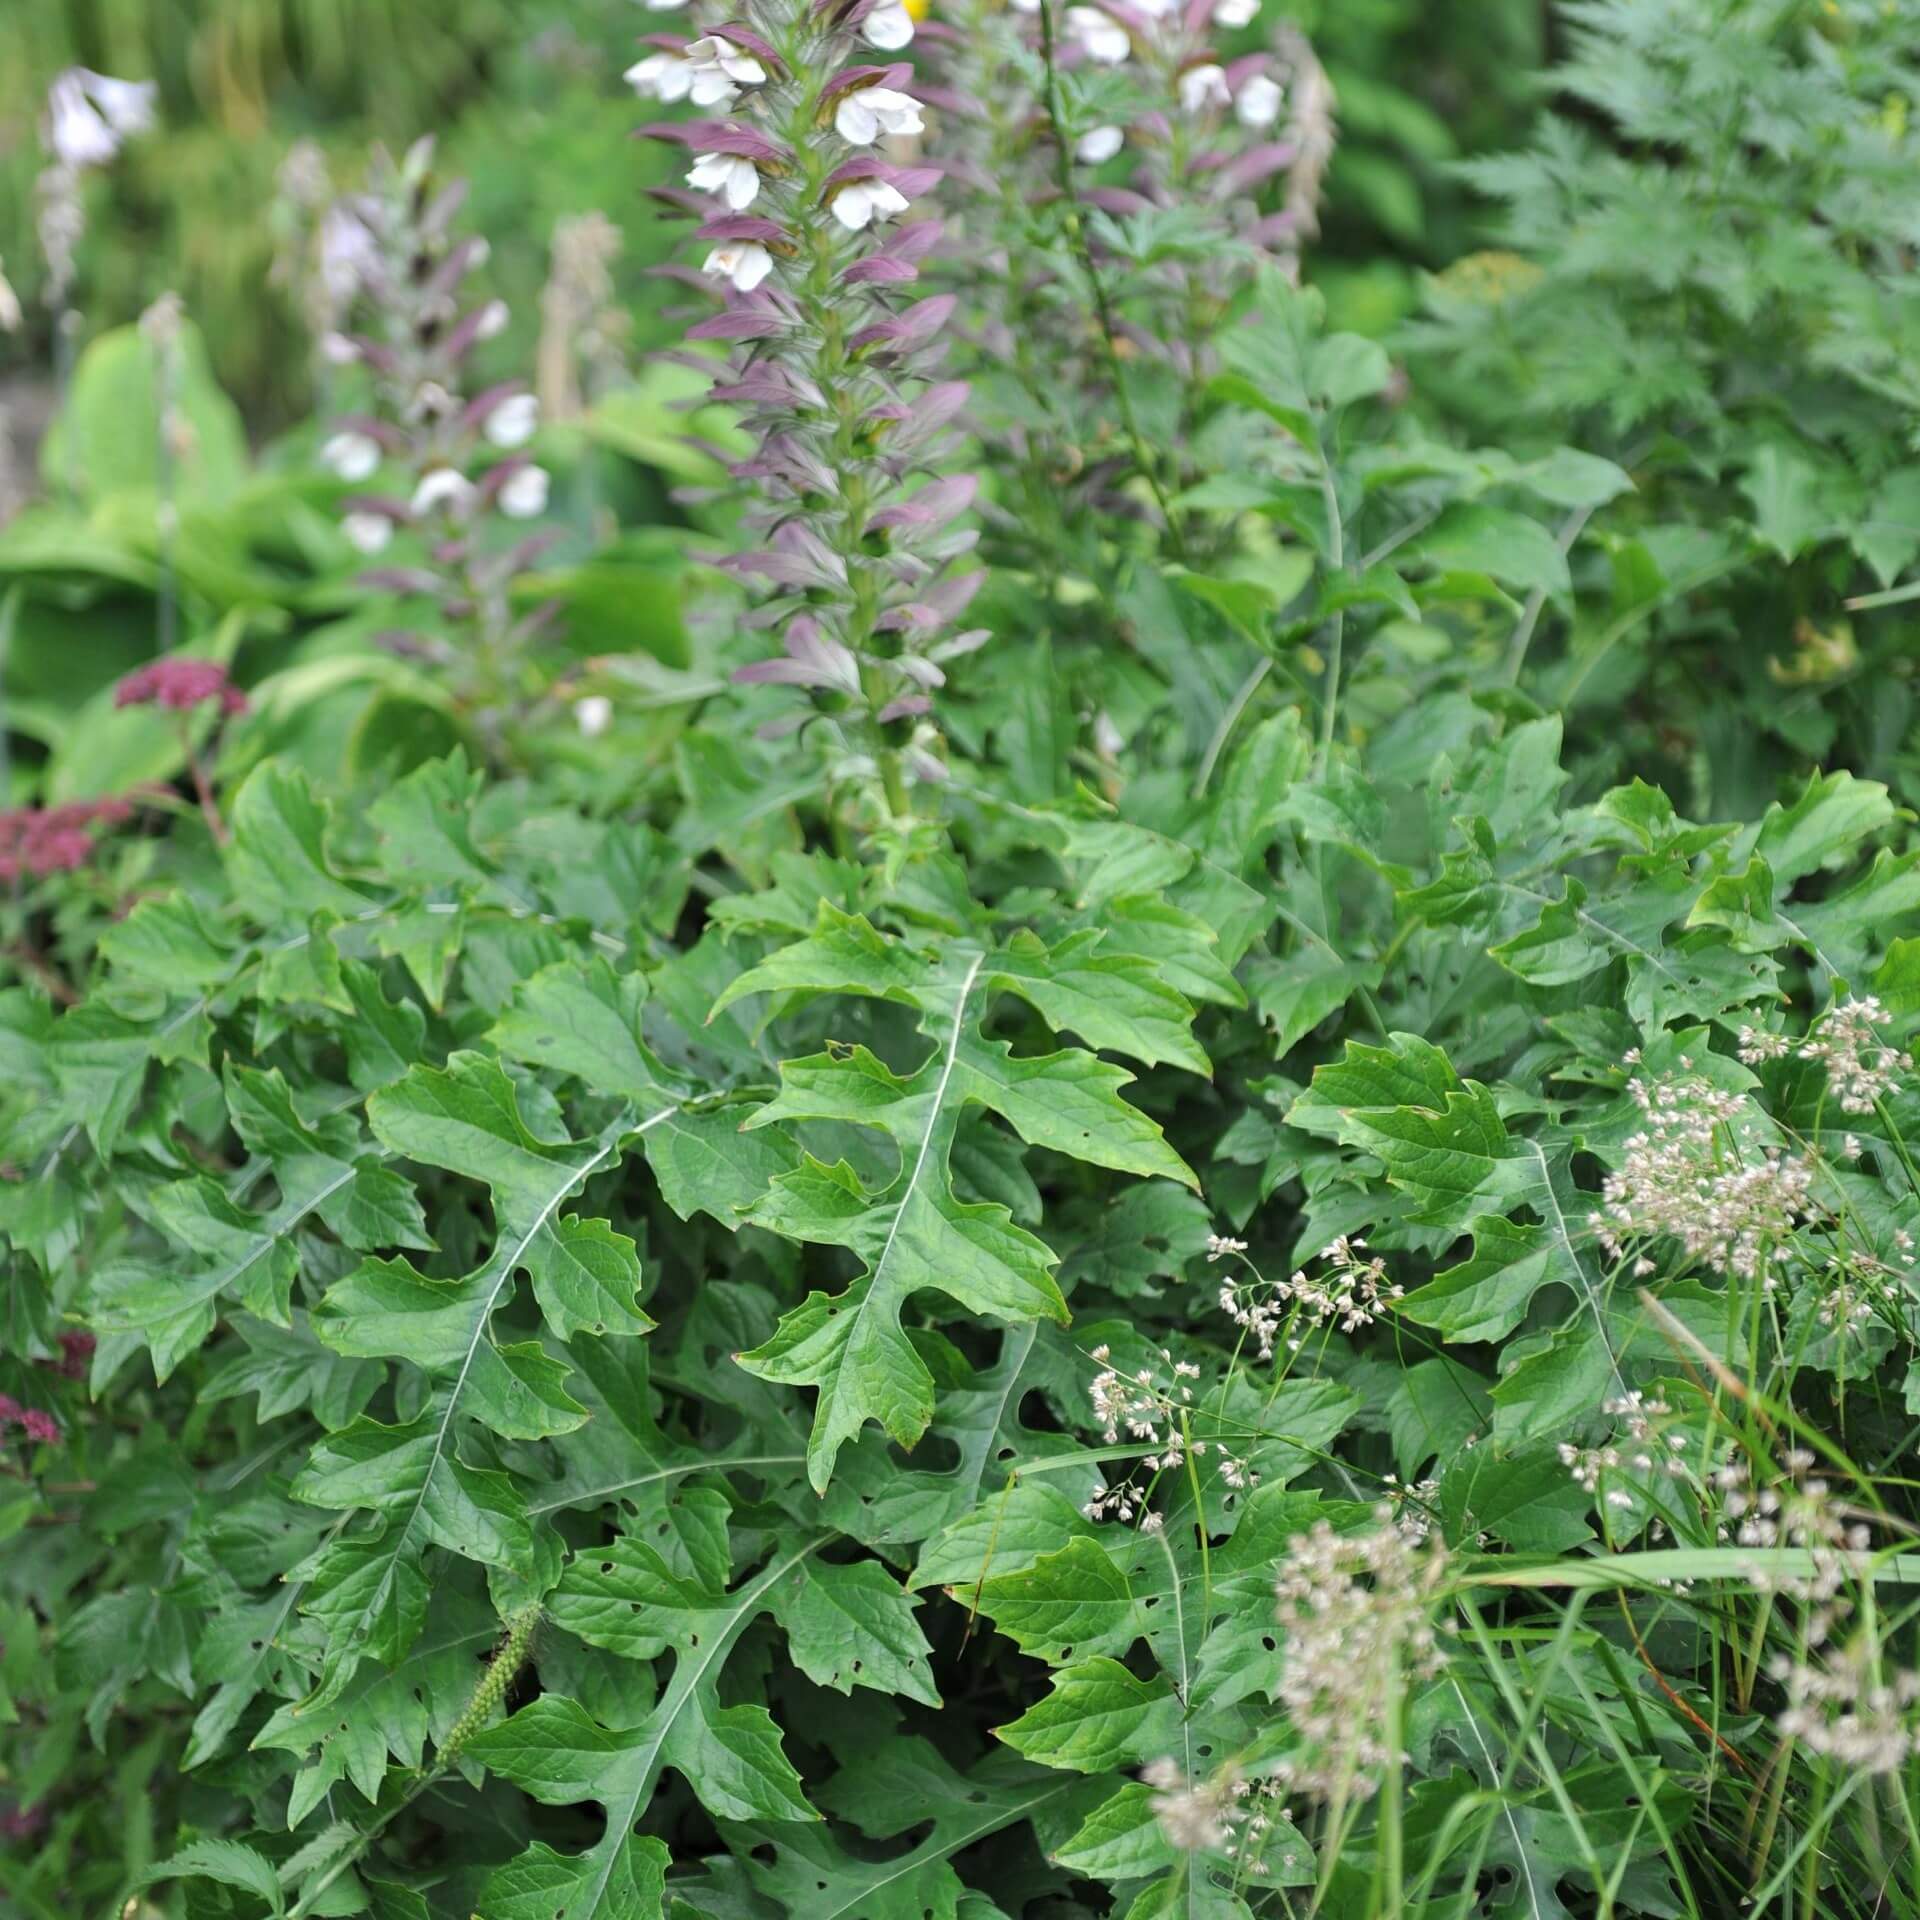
[633,0,980,815]
[312,141,567,757]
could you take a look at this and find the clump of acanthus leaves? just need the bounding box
[631,0,984,818]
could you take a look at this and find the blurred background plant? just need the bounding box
[0,0,1549,431]
[0,0,684,432]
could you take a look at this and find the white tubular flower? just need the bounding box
[1067,8,1131,65]
[643,0,688,10]
[318,205,377,306]
[834,84,925,145]
[703,241,775,292]
[626,52,694,101]
[321,431,381,482]
[1076,124,1125,163]
[44,74,119,168]
[474,298,511,340]
[861,0,916,47]
[80,70,158,136]
[411,468,476,517]
[1213,0,1258,24]
[485,392,540,449]
[685,36,767,107]
[1235,71,1284,126]
[499,465,550,520]
[1178,63,1232,113]
[342,511,393,556]
[831,178,911,231]
[575,695,613,737]
[688,151,763,210]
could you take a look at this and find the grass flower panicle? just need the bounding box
[1773,1642,1920,1774]
[1590,1068,1817,1278]
[1270,1512,1448,1802]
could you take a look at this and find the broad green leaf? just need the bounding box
[997,1658,1181,1771]
[717,907,1195,1489]
[471,1544,822,1909]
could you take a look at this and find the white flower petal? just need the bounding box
[1178,62,1231,113]
[485,393,540,449]
[1234,72,1284,127]
[499,465,550,520]
[1076,124,1125,163]
[1066,9,1129,64]
[321,431,382,482]
[342,511,393,555]
[411,469,476,517]
[702,242,775,293]
[861,1,916,48]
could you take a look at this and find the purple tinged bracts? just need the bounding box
[311,139,562,752]
[635,0,981,809]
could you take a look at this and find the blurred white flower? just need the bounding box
[499,465,550,520]
[835,84,924,145]
[703,241,775,292]
[1178,64,1231,113]
[321,431,382,483]
[861,0,916,47]
[832,178,910,231]
[411,468,476,517]
[688,151,763,210]
[1213,0,1258,25]
[626,52,694,101]
[342,511,393,555]
[1067,8,1130,64]
[474,299,511,341]
[44,76,119,169]
[44,69,156,169]
[1235,72,1283,127]
[485,392,540,449]
[1076,124,1125,164]
[575,695,614,737]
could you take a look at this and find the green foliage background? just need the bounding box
[7,2,1920,1918]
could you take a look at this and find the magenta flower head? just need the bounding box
[632,3,976,806]
[18,1409,60,1446]
[53,1330,96,1378]
[0,798,134,882]
[115,657,248,717]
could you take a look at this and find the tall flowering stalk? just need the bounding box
[35,69,157,499]
[631,3,981,814]
[315,140,558,754]
[926,0,1332,563]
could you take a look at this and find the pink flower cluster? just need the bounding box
[47,1330,95,1379]
[114,657,249,717]
[0,1395,61,1445]
[0,797,133,881]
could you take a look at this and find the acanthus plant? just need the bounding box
[316,139,560,758]
[630,0,982,818]
[922,0,1334,577]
